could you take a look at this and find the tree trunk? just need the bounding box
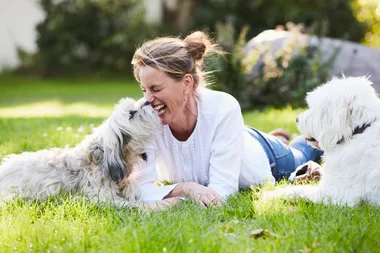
[164,0,196,33]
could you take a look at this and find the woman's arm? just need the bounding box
[135,96,244,207]
[135,143,223,206]
[133,148,178,202]
[165,97,245,206]
[207,98,245,199]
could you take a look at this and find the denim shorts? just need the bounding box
[246,126,323,181]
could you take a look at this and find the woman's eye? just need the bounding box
[129,110,137,119]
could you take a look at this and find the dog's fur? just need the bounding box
[265,76,380,206]
[0,98,160,206]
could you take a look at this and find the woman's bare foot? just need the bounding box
[269,128,290,145]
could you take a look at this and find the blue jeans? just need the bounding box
[246,126,323,181]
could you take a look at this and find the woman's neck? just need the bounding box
[169,95,198,141]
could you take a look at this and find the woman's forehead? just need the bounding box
[139,66,170,87]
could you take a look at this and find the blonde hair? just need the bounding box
[131,31,222,89]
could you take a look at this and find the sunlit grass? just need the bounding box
[1,74,379,253]
[1,191,379,253]
[0,117,98,157]
[243,106,303,135]
[0,100,114,118]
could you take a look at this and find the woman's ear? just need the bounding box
[183,74,194,90]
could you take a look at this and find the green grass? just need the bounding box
[0,74,379,253]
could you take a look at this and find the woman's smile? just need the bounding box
[153,104,167,115]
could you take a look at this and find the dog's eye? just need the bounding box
[129,110,137,119]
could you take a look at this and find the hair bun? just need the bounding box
[184,31,212,62]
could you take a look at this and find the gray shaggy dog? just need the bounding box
[0,98,160,206]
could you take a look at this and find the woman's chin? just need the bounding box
[158,114,170,125]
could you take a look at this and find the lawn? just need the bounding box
[0,74,379,253]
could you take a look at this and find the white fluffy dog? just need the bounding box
[0,98,160,206]
[265,76,380,206]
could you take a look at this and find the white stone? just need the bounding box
[245,30,380,90]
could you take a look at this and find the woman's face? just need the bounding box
[139,65,190,125]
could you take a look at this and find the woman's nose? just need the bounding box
[144,91,154,103]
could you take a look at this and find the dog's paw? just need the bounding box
[262,186,297,202]
[262,185,321,203]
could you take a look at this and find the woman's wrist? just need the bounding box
[164,182,193,198]
[164,182,182,198]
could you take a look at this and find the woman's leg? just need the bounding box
[246,127,323,181]
[288,136,324,168]
[246,127,296,180]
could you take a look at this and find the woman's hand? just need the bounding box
[166,182,224,207]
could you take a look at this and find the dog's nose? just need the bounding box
[142,101,150,107]
[296,117,299,123]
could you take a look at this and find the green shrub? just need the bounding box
[352,0,380,48]
[30,0,166,76]
[211,24,338,110]
[193,0,365,43]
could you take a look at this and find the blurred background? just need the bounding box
[0,0,380,110]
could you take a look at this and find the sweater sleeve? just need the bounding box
[132,145,177,202]
[207,99,245,199]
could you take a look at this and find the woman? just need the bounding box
[132,31,323,207]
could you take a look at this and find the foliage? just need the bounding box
[193,0,366,42]
[211,24,338,110]
[28,0,166,75]
[352,0,380,48]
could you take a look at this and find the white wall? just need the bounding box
[0,0,163,70]
[144,0,163,24]
[0,0,44,69]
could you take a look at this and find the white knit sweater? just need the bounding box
[133,88,275,201]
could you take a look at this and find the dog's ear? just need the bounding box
[102,128,132,183]
[90,97,141,184]
[318,99,353,151]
